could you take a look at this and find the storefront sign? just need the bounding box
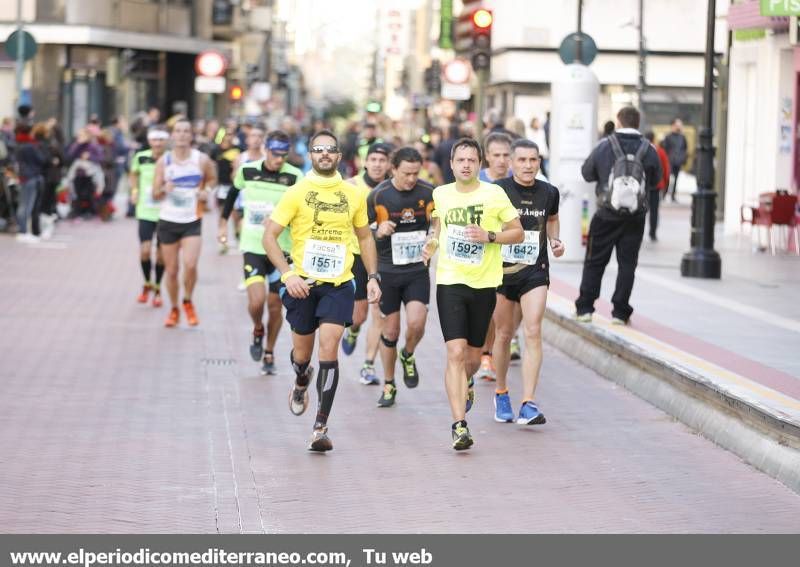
[760,0,800,16]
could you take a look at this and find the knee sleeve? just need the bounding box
[380,334,398,348]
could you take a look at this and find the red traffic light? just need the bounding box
[472,9,493,29]
[229,85,244,101]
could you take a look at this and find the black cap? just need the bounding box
[367,142,392,157]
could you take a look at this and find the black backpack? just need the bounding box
[602,134,649,214]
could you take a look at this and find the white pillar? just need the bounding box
[549,63,600,261]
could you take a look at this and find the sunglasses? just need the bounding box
[310,145,339,154]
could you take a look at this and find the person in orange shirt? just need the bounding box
[645,131,670,242]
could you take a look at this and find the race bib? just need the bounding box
[142,186,157,207]
[501,230,540,265]
[246,201,274,228]
[302,239,346,279]
[446,225,484,265]
[168,188,194,209]
[391,230,426,265]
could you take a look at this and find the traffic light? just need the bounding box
[470,8,492,71]
[229,84,244,102]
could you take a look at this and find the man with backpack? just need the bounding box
[574,106,662,326]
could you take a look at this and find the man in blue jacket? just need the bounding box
[575,106,662,325]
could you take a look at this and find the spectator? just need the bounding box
[645,131,671,242]
[602,120,615,139]
[66,148,105,218]
[14,122,46,242]
[504,117,526,139]
[662,118,688,202]
[39,120,65,222]
[574,106,662,325]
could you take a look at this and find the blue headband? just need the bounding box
[267,139,290,153]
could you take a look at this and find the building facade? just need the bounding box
[724,0,797,234]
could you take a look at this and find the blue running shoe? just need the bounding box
[341,328,359,355]
[517,401,546,425]
[465,376,475,413]
[494,392,514,423]
[359,363,379,385]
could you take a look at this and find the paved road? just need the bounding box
[1,216,799,533]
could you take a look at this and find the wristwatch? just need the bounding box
[367,273,382,283]
[487,231,496,243]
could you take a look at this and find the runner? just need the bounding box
[263,129,381,452]
[341,142,393,385]
[152,118,216,328]
[231,123,267,262]
[130,126,168,307]
[211,131,240,253]
[492,138,564,425]
[367,147,434,407]
[423,138,523,450]
[475,132,523,376]
[218,130,303,375]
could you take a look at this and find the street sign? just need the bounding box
[443,58,471,84]
[441,81,471,101]
[195,50,227,77]
[4,29,37,61]
[194,75,226,94]
[760,0,800,16]
[558,32,597,66]
[250,81,271,102]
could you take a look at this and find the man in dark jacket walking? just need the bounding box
[575,106,662,325]
[662,118,688,202]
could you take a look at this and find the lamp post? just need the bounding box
[680,0,721,279]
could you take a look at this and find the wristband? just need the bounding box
[280,270,297,283]
[426,237,439,248]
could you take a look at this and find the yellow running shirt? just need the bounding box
[432,181,519,289]
[271,172,369,286]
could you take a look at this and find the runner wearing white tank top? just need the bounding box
[153,119,216,328]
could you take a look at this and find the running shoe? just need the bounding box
[494,392,514,423]
[289,374,311,416]
[399,350,419,388]
[474,354,496,382]
[517,401,546,425]
[308,426,333,452]
[164,307,180,328]
[341,328,359,356]
[451,423,474,451]
[261,352,276,375]
[377,382,397,407]
[611,317,629,326]
[151,289,162,308]
[250,326,264,361]
[575,313,592,323]
[509,336,521,361]
[182,300,199,326]
[137,284,151,303]
[466,376,475,413]
[359,362,379,385]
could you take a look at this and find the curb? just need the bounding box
[543,306,800,494]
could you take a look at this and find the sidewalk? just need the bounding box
[546,196,800,487]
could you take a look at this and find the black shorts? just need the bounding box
[497,268,550,303]
[138,219,158,243]
[352,253,368,301]
[243,252,281,293]
[280,280,356,335]
[157,219,201,245]
[379,269,430,316]
[436,284,497,348]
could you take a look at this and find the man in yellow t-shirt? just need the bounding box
[263,129,382,453]
[422,138,523,451]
